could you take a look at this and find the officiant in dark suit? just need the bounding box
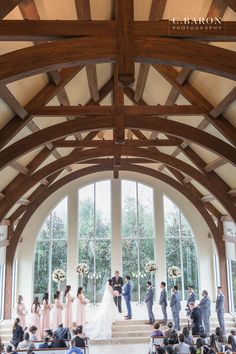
[112,270,124,313]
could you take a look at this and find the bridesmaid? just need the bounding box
[16,295,26,328]
[31,297,41,339]
[64,285,73,328]
[76,287,86,327]
[52,292,63,330]
[41,292,51,335]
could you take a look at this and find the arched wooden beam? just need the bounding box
[1,147,236,223]
[0,116,236,170]
[3,162,222,320]
[0,36,236,84]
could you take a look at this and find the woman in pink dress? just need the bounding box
[31,297,41,339]
[41,292,51,336]
[64,285,73,328]
[52,291,63,330]
[16,295,26,328]
[76,287,86,326]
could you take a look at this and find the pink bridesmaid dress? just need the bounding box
[41,300,51,335]
[16,302,26,328]
[53,298,63,330]
[31,304,41,339]
[64,293,73,328]
[76,294,86,326]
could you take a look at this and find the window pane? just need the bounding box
[231,261,236,312]
[164,197,180,238]
[78,240,95,301]
[96,240,111,302]
[34,241,50,298]
[52,198,67,240]
[165,238,182,299]
[78,184,94,239]
[122,239,139,301]
[122,180,137,238]
[38,216,50,240]
[182,238,199,300]
[139,239,155,300]
[95,181,111,239]
[138,184,154,238]
[180,214,192,238]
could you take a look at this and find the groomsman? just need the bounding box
[186,285,196,315]
[216,286,225,334]
[159,281,167,325]
[112,271,124,313]
[144,281,155,325]
[123,276,132,319]
[198,290,211,336]
[170,285,181,331]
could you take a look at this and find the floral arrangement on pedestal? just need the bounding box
[52,268,66,282]
[145,261,158,273]
[168,266,181,281]
[76,263,89,275]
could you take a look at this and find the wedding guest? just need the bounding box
[164,322,175,338]
[16,295,27,328]
[50,333,67,348]
[17,333,36,350]
[112,271,124,313]
[11,318,24,349]
[28,326,38,341]
[228,330,236,351]
[76,287,86,327]
[144,281,155,325]
[64,285,73,328]
[174,334,190,354]
[44,329,53,340]
[31,297,41,338]
[52,292,63,330]
[170,286,181,331]
[41,292,51,336]
[159,282,167,325]
[38,337,50,349]
[182,327,194,346]
[150,322,164,337]
[215,326,227,345]
[54,323,71,340]
[73,326,86,348]
[5,345,17,354]
[65,339,83,354]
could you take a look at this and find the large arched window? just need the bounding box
[78,181,111,303]
[33,197,68,300]
[164,196,199,300]
[122,180,155,303]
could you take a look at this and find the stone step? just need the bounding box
[112,331,150,338]
[90,337,149,345]
[112,325,151,332]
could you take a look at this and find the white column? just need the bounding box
[111,179,122,275]
[67,191,78,295]
[154,189,166,301]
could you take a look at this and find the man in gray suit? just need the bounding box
[159,281,167,325]
[144,281,155,324]
[216,286,225,334]
[198,290,211,336]
[186,285,196,316]
[170,285,181,331]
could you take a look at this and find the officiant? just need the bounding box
[112,271,124,313]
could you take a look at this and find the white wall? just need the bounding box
[16,170,217,313]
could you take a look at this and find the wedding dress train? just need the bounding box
[84,283,119,339]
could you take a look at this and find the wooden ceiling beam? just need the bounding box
[10,161,29,175]
[0,85,28,119]
[154,65,236,147]
[229,188,236,197]
[204,157,227,172]
[223,0,236,12]
[201,194,216,203]
[0,0,22,19]
[53,139,179,148]
[210,87,236,118]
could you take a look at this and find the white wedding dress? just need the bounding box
[84,283,119,339]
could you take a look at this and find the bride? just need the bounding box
[84,279,120,339]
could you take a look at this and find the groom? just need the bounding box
[123,275,132,320]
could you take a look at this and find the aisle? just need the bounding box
[90,343,148,354]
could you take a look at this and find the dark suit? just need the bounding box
[159,288,167,324]
[216,292,225,333]
[123,281,132,318]
[144,286,155,324]
[170,291,181,331]
[191,307,203,335]
[186,292,196,315]
[112,275,124,313]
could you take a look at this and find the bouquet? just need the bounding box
[145,261,158,273]
[76,263,89,275]
[168,266,181,279]
[52,268,66,283]
[113,290,119,297]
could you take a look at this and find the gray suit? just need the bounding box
[216,293,225,333]
[186,292,196,315]
[198,295,211,335]
[144,286,155,324]
[159,288,167,324]
[170,291,181,331]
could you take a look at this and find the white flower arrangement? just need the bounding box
[52,268,66,283]
[76,263,89,275]
[168,266,181,279]
[145,261,158,273]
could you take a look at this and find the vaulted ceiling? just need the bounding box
[0,0,236,256]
